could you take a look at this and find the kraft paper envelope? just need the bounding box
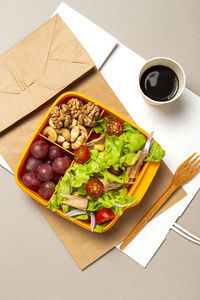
[0,14,94,132]
[0,18,186,270]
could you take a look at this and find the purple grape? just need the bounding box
[52,174,60,185]
[26,157,42,172]
[52,157,69,175]
[22,172,41,191]
[36,163,54,182]
[31,140,49,159]
[48,145,63,161]
[38,181,55,199]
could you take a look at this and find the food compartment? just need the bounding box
[39,93,104,153]
[17,135,74,206]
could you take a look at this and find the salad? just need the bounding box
[47,116,165,232]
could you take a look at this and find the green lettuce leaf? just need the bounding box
[95,223,108,233]
[75,183,87,196]
[87,199,103,211]
[145,141,165,162]
[100,170,128,184]
[121,131,146,153]
[47,174,70,212]
[71,214,89,221]
[47,193,57,211]
[61,204,70,214]
[68,164,90,187]
[94,116,111,133]
[94,135,123,169]
[120,152,138,166]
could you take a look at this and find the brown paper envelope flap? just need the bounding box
[0,16,56,94]
[0,14,94,133]
[0,60,22,93]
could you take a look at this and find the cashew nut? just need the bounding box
[57,135,65,144]
[56,128,71,142]
[42,126,57,142]
[62,141,70,149]
[78,125,87,138]
[71,125,88,149]
[49,118,56,129]
[68,118,78,129]
[71,135,86,150]
[71,125,80,143]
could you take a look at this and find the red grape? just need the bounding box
[52,174,60,185]
[36,163,54,181]
[31,140,49,159]
[52,157,69,175]
[38,181,55,199]
[26,157,42,172]
[63,153,73,165]
[22,172,41,190]
[48,145,63,161]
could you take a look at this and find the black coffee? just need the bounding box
[140,65,179,102]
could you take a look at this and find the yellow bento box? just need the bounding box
[15,91,160,232]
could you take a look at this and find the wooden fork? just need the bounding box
[120,153,200,250]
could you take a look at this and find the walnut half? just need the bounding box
[78,102,100,127]
[67,98,83,118]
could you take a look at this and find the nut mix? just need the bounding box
[42,98,100,150]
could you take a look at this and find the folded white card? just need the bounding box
[52,2,117,69]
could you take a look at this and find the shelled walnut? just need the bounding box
[78,102,100,127]
[49,105,71,129]
[67,98,83,118]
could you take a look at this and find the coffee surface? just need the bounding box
[140,65,179,102]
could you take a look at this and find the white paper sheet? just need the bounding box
[101,43,200,266]
[52,2,117,69]
[1,3,200,268]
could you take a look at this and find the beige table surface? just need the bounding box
[0,1,200,299]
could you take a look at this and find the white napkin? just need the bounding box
[1,2,200,267]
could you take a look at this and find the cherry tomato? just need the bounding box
[107,165,123,176]
[86,178,104,199]
[74,145,90,164]
[88,133,101,142]
[106,118,124,136]
[96,208,115,224]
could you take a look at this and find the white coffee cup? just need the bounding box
[139,57,186,105]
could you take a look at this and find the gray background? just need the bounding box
[0,1,200,299]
